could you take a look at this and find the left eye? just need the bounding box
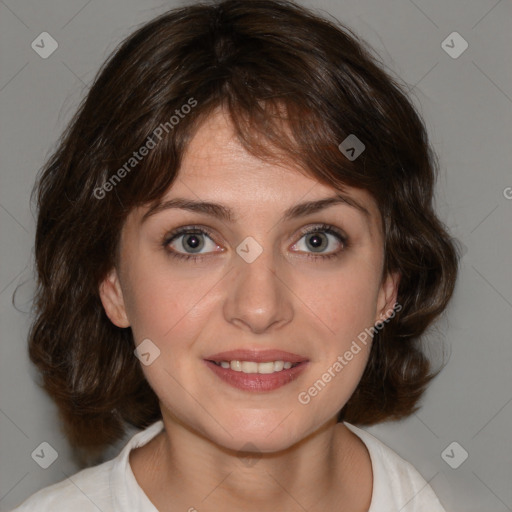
[291,230,344,255]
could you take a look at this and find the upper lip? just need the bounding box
[205,349,308,363]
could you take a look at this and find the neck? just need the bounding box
[131,412,371,512]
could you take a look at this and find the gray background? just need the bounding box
[1,0,511,510]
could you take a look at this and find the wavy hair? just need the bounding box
[27,0,460,457]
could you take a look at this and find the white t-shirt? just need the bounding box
[9,420,446,511]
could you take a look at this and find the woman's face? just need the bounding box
[100,108,399,453]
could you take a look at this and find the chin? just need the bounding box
[204,409,313,454]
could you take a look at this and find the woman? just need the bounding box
[11,0,459,510]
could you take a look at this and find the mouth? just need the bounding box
[204,349,309,392]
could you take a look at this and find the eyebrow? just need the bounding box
[141,193,371,225]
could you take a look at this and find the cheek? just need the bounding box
[293,267,379,422]
[121,255,221,345]
[295,260,381,343]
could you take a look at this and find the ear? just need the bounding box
[375,271,401,324]
[98,268,130,328]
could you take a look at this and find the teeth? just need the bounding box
[230,360,242,372]
[256,362,275,374]
[274,361,284,371]
[241,361,258,373]
[216,360,299,374]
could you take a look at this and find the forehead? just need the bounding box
[129,108,383,241]
[177,109,379,217]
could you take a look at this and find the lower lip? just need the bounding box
[204,360,309,392]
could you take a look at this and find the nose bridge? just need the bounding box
[224,238,293,333]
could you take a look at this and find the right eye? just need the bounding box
[163,226,224,261]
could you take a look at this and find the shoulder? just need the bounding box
[7,460,114,511]
[8,420,165,512]
[344,422,447,512]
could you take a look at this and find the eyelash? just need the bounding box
[162,223,349,263]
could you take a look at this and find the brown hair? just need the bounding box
[27,0,460,457]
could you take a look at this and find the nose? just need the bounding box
[223,244,294,335]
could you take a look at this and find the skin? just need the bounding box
[99,108,400,512]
